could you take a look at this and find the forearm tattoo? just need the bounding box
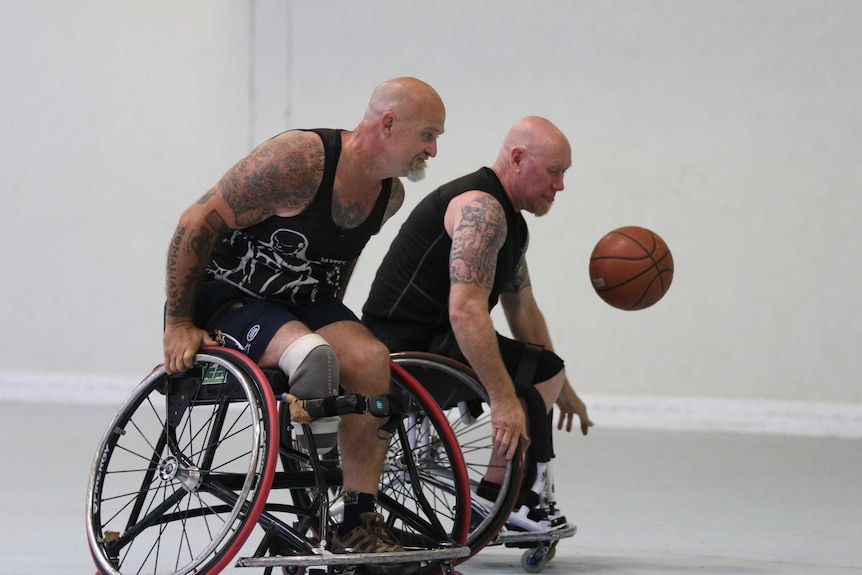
[165,212,222,317]
[450,196,507,289]
[167,227,201,317]
[220,137,324,227]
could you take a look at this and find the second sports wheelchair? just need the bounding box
[391,352,575,574]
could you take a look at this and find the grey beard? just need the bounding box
[534,202,552,217]
[407,162,426,182]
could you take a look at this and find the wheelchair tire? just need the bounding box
[361,362,473,571]
[86,347,279,575]
[390,352,524,562]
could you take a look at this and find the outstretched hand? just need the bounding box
[555,381,594,436]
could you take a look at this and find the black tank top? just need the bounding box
[362,167,527,328]
[206,129,392,304]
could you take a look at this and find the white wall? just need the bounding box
[2,1,861,431]
[1,0,254,377]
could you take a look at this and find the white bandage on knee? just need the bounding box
[278,334,339,399]
[279,334,340,455]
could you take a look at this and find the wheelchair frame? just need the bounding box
[390,352,575,574]
[86,347,471,575]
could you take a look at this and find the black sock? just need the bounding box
[339,491,377,534]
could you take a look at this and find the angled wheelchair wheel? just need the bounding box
[360,362,472,571]
[86,346,279,575]
[391,352,524,561]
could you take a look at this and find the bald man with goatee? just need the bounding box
[163,77,444,570]
[363,116,592,531]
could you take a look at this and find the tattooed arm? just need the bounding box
[163,131,324,373]
[444,191,527,460]
[499,253,540,342]
[163,192,224,374]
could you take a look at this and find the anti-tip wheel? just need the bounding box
[520,548,549,573]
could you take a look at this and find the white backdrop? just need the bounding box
[2,0,860,435]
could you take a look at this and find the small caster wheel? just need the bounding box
[521,548,549,573]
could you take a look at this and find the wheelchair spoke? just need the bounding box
[88,349,278,575]
[89,349,476,575]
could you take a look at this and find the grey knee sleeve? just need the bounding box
[278,334,339,399]
[279,334,340,455]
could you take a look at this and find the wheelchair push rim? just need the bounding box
[86,347,279,575]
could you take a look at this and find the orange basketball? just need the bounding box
[589,226,674,310]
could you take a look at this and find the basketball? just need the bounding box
[589,226,674,310]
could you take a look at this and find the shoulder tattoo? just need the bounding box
[449,195,507,289]
[220,135,324,226]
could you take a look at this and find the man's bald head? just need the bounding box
[500,116,570,161]
[364,77,445,123]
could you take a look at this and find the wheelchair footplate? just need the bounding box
[493,522,576,545]
[235,545,471,570]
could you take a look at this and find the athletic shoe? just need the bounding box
[331,512,417,575]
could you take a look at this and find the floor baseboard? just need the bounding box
[2,372,860,439]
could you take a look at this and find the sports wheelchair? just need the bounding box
[86,346,473,575]
[390,353,575,574]
[86,347,569,574]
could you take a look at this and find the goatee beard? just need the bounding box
[534,202,552,217]
[407,158,427,182]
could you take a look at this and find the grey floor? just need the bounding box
[2,402,859,575]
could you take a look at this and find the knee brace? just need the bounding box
[521,384,553,463]
[278,334,339,399]
[279,334,340,455]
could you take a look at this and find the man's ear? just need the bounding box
[510,146,525,172]
[382,111,395,136]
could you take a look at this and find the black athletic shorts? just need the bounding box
[195,281,359,361]
[431,329,564,386]
[363,318,564,386]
